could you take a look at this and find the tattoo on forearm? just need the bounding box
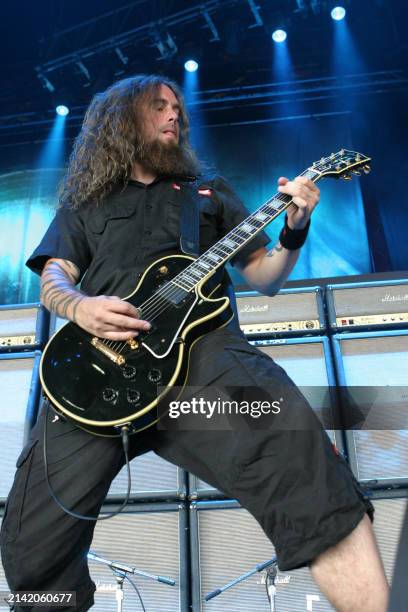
[266,242,283,257]
[46,260,78,284]
[41,282,71,303]
[70,296,85,323]
[52,294,71,314]
[42,270,70,283]
[41,259,82,320]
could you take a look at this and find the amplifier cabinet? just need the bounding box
[331,329,408,487]
[92,503,188,611]
[189,336,344,500]
[326,279,408,332]
[235,287,326,338]
[190,495,407,611]
[0,351,42,502]
[0,303,49,352]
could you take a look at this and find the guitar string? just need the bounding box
[110,158,341,336]
[104,169,318,352]
[105,192,294,352]
[103,164,328,352]
[103,154,354,352]
[104,199,287,352]
[133,163,326,320]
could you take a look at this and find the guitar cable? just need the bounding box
[43,400,133,521]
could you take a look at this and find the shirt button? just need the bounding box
[145,229,152,235]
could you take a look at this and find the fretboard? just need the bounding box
[170,167,320,293]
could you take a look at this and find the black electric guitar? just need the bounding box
[40,149,371,436]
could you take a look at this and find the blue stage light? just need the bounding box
[56,105,69,116]
[184,60,198,72]
[331,6,346,21]
[272,29,287,43]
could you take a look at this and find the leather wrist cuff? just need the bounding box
[278,214,311,250]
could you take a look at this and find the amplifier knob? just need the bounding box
[102,388,118,402]
[305,321,315,329]
[148,369,162,383]
[126,389,141,404]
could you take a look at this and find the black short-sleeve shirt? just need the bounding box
[26,175,270,299]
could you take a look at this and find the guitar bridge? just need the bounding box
[91,337,126,365]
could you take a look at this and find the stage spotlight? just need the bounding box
[184,60,198,72]
[272,29,287,43]
[56,105,69,116]
[331,6,346,21]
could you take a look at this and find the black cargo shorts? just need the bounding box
[153,327,375,571]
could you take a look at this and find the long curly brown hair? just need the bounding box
[59,74,200,208]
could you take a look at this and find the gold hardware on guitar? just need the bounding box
[91,337,126,365]
[127,338,139,350]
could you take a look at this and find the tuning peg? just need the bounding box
[351,169,361,176]
[342,174,352,181]
[363,165,371,174]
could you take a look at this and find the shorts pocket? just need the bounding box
[1,439,38,543]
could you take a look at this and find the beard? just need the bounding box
[135,137,200,177]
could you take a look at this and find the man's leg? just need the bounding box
[310,513,389,612]
[0,401,141,612]
[154,329,389,612]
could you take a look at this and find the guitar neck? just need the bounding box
[171,167,321,293]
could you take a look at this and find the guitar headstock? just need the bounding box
[310,149,371,180]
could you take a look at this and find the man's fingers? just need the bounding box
[101,330,140,341]
[279,182,318,202]
[104,312,150,330]
[292,196,308,209]
[106,299,141,315]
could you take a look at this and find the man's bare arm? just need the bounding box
[40,258,150,340]
[236,244,301,297]
[40,258,85,323]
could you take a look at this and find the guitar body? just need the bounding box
[40,254,233,436]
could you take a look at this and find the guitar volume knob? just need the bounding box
[102,388,118,402]
[126,389,141,404]
[148,369,162,383]
[122,365,137,379]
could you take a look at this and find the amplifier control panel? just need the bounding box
[0,335,36,348]
[240,319,322,336]
[336,312,408,328]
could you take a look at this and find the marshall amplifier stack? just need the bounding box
[326,279,408,491]
[235,287,326,338]
[326,279,408,332]
[0,304,48,503]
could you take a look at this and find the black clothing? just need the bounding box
[26,175,270,297]
[1,174,375,611]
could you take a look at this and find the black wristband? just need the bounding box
[278,214,311,250]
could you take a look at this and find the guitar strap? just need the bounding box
[173,176,214,257]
